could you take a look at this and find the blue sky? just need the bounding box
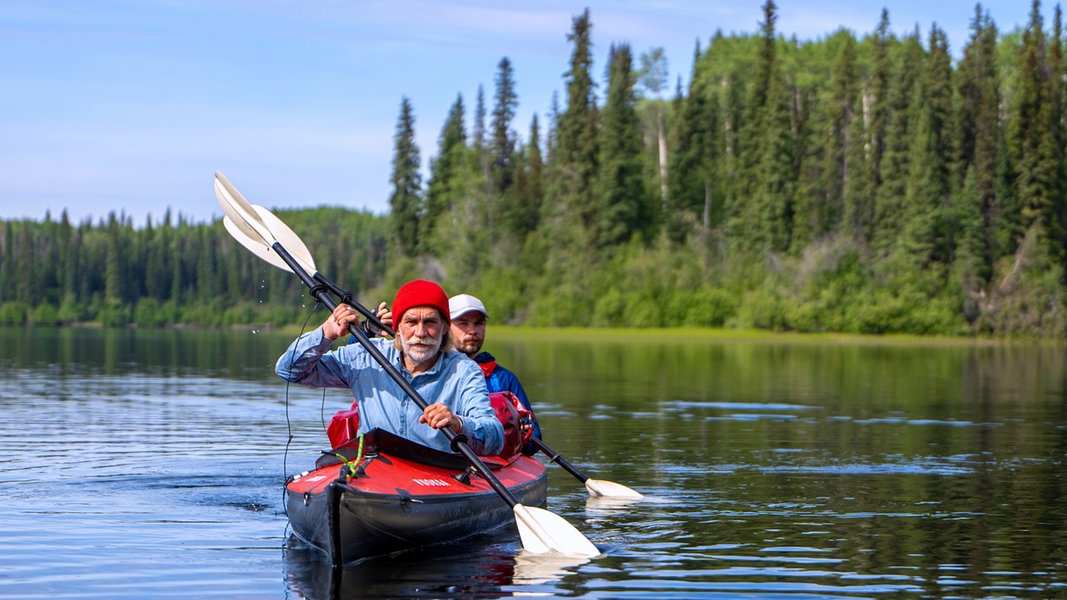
[0,0,1040,226]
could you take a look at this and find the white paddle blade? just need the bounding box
[214,171,275,245]
[513,504,600,558]
[223,216,293,272]
[585,478,644,499]
[249,204,318,274]
[215,176,260,242]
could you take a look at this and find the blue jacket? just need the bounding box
[277,329,504,456]
[474,351,542,455]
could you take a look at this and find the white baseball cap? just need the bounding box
[449,294,489,321]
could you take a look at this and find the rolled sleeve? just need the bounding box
[275,328,354,389]
[452,362,504,456]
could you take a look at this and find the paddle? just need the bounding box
[214,171,600,558]
[530,437,643,499]
[215,173,393,336]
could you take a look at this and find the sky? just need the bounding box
[0,0,1043,227]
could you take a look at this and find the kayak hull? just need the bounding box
[285,429,548,564]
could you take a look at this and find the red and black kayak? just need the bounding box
[285,393,546,565]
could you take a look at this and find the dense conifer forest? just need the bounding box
[3,1,1067,336]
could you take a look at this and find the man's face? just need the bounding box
[399,307,444,366]
[450,312,486,357]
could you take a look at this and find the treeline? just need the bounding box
[386,1,1067,336]
[3,1,1067,336]
[0,208,386,327]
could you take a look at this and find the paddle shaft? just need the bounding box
[531,436,589,484]
[268,240,523,509]
[310,271,395,338]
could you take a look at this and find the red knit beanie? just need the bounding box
[392,280,450,326]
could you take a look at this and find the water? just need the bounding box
[2,327,1066,598]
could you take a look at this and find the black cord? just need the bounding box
[280,302,323,522]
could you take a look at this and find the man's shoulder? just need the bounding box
[441,349,482,373]
[473,351,496,364]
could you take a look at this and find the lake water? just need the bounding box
[1,327,1066,598]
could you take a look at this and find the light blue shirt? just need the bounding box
[276,328,504,456]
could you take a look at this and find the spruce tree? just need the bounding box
[1050,5,1066,269]
[388,97,423,257]
[843,92,873,245]
[1010,0,1055,250]
[873,30,923,258]
[473,85,491,196]
[490,57,518,195]
[869,9,892,185]
[737,0,795,252]
[667,40,720,244]
[15,221,34,305]
[902,25,955,271]
[509,114,544,238]
[104,213,125,302]
[955,6,1000,284]
[595,43,648,246]
[424,94,469,253]
[543,8,599,260]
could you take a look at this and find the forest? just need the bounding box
[2,1,1067,337]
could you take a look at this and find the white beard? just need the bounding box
[401,331,442,366]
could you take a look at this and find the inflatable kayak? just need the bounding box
[285,392,546,564]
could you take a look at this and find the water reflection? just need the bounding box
[4,328,1067,598]
[284,536,590,599]
[0,326,290,379]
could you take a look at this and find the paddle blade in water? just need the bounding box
[585,478,644,499]
[513,504,600,557]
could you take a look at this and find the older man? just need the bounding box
[449,294,542,455]
[276,280,504,456]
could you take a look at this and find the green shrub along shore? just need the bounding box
[4,3,1067,338]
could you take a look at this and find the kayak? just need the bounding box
[285,428,547,564]
[284,393,546,565]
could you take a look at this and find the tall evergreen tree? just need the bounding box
[955,5,1001,284]
[595,43,648,246]
[1009,0,1057,255]
[873,30,924,257]
[1050,5,1067,267]
[473,85,491,195]
[508,115,545,238]
[737,0,795,252]
[794,30,859,248]
[843,92,874,244]
[424,94,470,253]
[902,25,955,270]
[830,34,861,242]
[104,213,125,302]
[388,97,423,257]
[490,57,519,196]
[543,8,599,255]
[667,40,718,244]
[15,221,33,304]
[58,210,77,298]
[868,9,893,186]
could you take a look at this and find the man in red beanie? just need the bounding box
[276,280,504,456]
